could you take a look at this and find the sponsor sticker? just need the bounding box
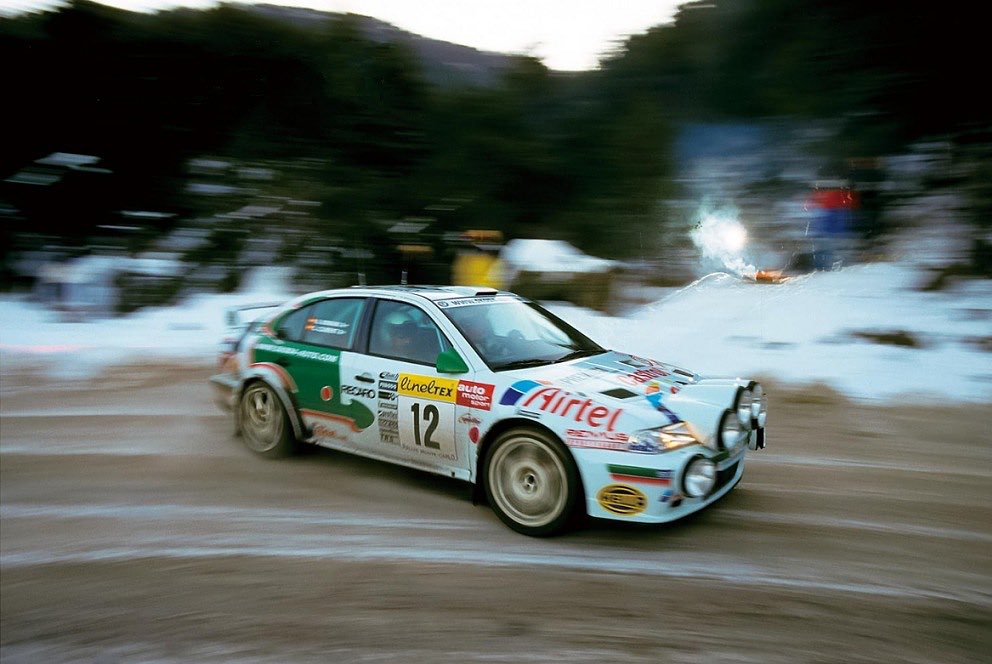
[607,465,673,485]
[456,381,494,410]
[597,484,648,516]
[502,382,623,431]
[557,368,613,386]
[398,374,457,402]
[565,429,630,451]
[305,317,349,335]
[457,413,482,426]
[342,385,375,399]
[311,422,349,443]
[436,296,510,308]
[614,366,670,387]
[254,342,339,364]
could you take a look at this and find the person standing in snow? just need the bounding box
[805,179,859,270]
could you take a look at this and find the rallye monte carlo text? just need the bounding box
[210,285,767,536]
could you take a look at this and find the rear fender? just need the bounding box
[237,366,307,441]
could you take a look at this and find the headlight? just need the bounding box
[683,456,716,498]
[718,408,746,451]
[750,382,768,428]
[627,422,699,454]
[735,386,753,428]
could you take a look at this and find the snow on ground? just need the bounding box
[1,263,990,404]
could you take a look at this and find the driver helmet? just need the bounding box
[383,310,415,348]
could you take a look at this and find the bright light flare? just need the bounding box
[690,212,756,278]
[693,214,747,254]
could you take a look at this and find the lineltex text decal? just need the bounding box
[398,374,458,403]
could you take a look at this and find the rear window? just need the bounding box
[275,298,366,350]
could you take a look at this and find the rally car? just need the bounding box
[210,285,767,536]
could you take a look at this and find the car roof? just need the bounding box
[292,284,515,306]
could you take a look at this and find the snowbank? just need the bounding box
[1,262,990,404]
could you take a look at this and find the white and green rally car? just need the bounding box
[211,285,767,536]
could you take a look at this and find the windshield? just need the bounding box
[440,298,605,371]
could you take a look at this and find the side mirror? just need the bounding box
[436,348,470,374]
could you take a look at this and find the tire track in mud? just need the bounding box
[2,373,991,662]
[2,497,988,607]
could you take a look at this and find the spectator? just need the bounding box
[805,179,859,270]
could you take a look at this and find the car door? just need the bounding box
[253,297,372,450]
[343,298,467,475]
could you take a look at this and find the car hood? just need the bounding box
[527,351,699,398]
[505,351,741,443]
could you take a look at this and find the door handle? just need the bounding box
[355,374,375,384]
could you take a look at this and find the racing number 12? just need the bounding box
[410,403,440,449]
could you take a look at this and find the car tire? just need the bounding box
[483,427,580,537]
[239,381,295,458]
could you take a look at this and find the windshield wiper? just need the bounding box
[493,358,555,371]
[553,349,604,364]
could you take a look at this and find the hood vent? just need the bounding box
[599,387,639,400]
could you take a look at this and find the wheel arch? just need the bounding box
[237,375,306,441]
[473,417,582,499]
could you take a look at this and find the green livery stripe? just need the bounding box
[607,465,657,478]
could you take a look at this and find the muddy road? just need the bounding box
[1,364,990,662]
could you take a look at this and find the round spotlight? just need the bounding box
[750,382,767,428]
[719,408,744,451]
[683,457,717,498]
[735,387,753,428]
[750,383,763,418]
[755,393,768,428]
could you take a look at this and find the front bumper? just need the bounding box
[577,428,760,524]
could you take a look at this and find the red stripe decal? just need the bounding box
[300,409,362,433]
[609,473,671,486]
[251,362,298,393]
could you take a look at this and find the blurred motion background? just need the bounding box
[2,6,991,662]
[1,0,989,313]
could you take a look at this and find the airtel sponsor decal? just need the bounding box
[456,381,494,410]
[508,384,623,431]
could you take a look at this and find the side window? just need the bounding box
[275,306,311,342]
[301,298,366,350]
[369,300,452,365]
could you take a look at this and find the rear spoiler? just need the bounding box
[223,302,285,331]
